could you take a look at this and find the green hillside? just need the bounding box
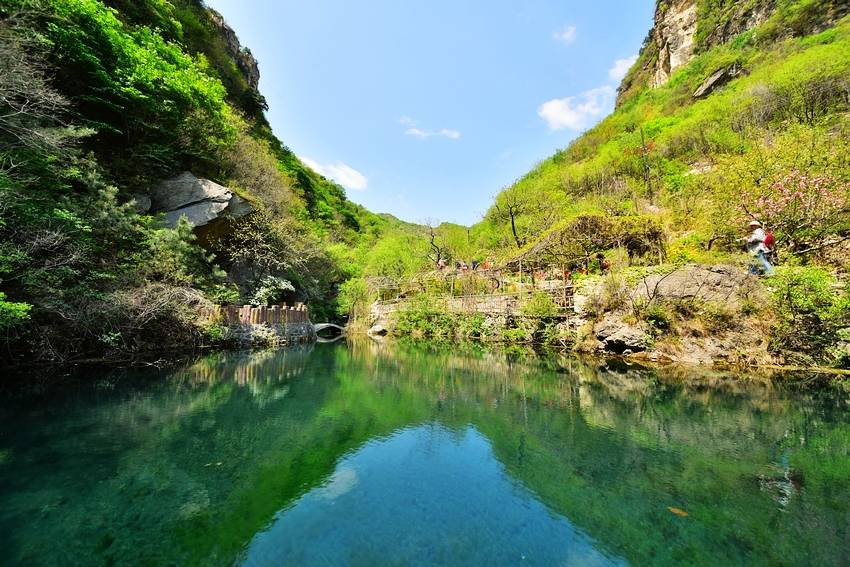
[473,1,850,264]
[0,0,395,361]
[2,0,849,365]
[346,0,850,366]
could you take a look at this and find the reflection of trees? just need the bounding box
[4,342,848,566]
[175,345,313,388]
[354,340,850,566]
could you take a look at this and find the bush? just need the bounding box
[643,302,672,333]
[520,292,558,318]
[250,276,294,305]
[0,292,31,330]
[770,266,850,365]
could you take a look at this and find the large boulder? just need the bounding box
[594,314,648,354]
[149,172,253,228]
[693,65,740,98]
[633,264,759,308]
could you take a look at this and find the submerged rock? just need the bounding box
[149,172,253,228]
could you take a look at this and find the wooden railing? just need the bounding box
[205,304,310,325]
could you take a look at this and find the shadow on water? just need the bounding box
[0,340,848,566]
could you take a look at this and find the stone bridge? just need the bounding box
[314,323,346,335]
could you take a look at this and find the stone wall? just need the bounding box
[225,322,316,348]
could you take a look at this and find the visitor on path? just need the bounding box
[596,253,611,274]
[745,220,774,276]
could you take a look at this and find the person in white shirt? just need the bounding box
[745,220,774,275]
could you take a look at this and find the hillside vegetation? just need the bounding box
[2,0,849,367]
[0,0,404,361]
[347,0,850,367]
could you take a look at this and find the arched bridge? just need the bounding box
[314,323,346,335]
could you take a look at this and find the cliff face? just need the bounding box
[208,8,260,91]
[649,0,776,88]
[617,0,850,106]
[651,0,699,87]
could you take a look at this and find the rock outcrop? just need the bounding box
[651,0,699,87]
[643,0,777,89]
[149,172,253,228]
[208,9,260,90]
[633,264,760,308]
[577,264,771,363]
[693,64,741,98]
[594,314,648,354]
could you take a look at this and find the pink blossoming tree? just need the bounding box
[739,170,850,253]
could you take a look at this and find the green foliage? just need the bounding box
[336,277,369,318]
[138,217,220,286]
[770,266,850,365]
[363,233,430,281]
[643,302,672,333]
[34,0,234,185]
[249,276,295,306]
[0,292,31,330]
[520,292,558,318]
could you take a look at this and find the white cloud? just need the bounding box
[400,117,461,140]
[609,55,638,81]
[300,157,368,191]
[553,24,577,44]
[404,127,429,139]
[537,86,615,131]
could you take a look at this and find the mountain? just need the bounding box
[0,0,395,361]
[357,0,849,366]
[2,0,848,365]
[472,0,850,267]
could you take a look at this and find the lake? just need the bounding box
[0,341,848,566]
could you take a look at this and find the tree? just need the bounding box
[740,170,850,254]
[423,219,449,265]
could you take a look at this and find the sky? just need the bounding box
[206,0,656,225]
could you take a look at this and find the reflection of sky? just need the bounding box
[241,424,626,566]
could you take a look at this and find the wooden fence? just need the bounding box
[204,304,310,325]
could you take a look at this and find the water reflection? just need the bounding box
[0,341,847,566]
[242,425,625,566]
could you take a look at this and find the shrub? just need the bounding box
[250,276,294,305]
[0,292,31,330]
[643,302,672,333]
[586,274,630,318]
[770,266,850,365]
[520,292,558,318]
[700,301,737,333]
[742,170,850,254]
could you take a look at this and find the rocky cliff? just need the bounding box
[617,0,849,105]
[208,8,260,91]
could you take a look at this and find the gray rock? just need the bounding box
[594,315,648,354]
[693,65,740,98]
[163,200,231,228]
[149,172,253,228]
[368,324,388,336]
[131,194,151,214]
[633,264,757,307]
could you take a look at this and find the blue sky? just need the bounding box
[206,0,655,225]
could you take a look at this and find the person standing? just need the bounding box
[745,220,774,276]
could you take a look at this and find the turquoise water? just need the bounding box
[0,341,848,566]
